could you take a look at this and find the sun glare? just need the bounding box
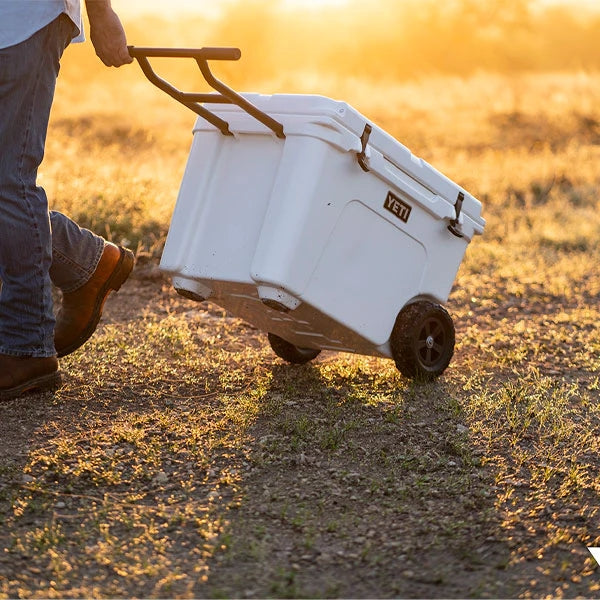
[283,0,349,8]
[113,0,349,17]
[107,0,600,86]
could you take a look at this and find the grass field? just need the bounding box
[1,2,600,597]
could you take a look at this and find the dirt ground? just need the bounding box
[0,260,599,599]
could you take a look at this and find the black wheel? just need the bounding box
[390,301,455,381]
[268,333,321,365]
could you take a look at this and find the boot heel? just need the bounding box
[110,249,135,292]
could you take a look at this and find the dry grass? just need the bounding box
[1,2,600,597]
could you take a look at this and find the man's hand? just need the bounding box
[85,0,133,67]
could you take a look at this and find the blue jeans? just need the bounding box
[0,15,104,358]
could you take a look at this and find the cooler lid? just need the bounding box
[202,93,485,233]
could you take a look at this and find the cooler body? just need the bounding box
[160,94,485,358]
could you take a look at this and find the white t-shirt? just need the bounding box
[0,0,83,50]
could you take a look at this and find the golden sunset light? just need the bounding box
[113,0,600,17]
[101,0,600,92]
[2,0,600,596]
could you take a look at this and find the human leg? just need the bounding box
[0,16,90,398]
[0,15,76,360]
[53,240,134,357]
[50,211,135,357]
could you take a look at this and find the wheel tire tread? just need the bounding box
[268,333,321,365]
[390,301,455,381]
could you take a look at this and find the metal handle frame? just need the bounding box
[128,46,285,139]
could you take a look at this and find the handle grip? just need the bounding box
[128,46,241,61]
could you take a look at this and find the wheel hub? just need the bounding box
[425,335,435,349]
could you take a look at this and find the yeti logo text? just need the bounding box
[384,191,412,223]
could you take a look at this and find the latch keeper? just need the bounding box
[357,123,372,172]
[447,191,465,238]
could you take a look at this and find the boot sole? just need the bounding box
[56,247,135,358]
[0,371,62,402]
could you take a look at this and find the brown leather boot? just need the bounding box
[0,354,60,401]
[54,242,134,358]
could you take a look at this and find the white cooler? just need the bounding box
[131,47,486,379]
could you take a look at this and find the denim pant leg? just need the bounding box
[0,15,102,357]
[50,211,104,293]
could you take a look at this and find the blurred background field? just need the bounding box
[47,0,600,262]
